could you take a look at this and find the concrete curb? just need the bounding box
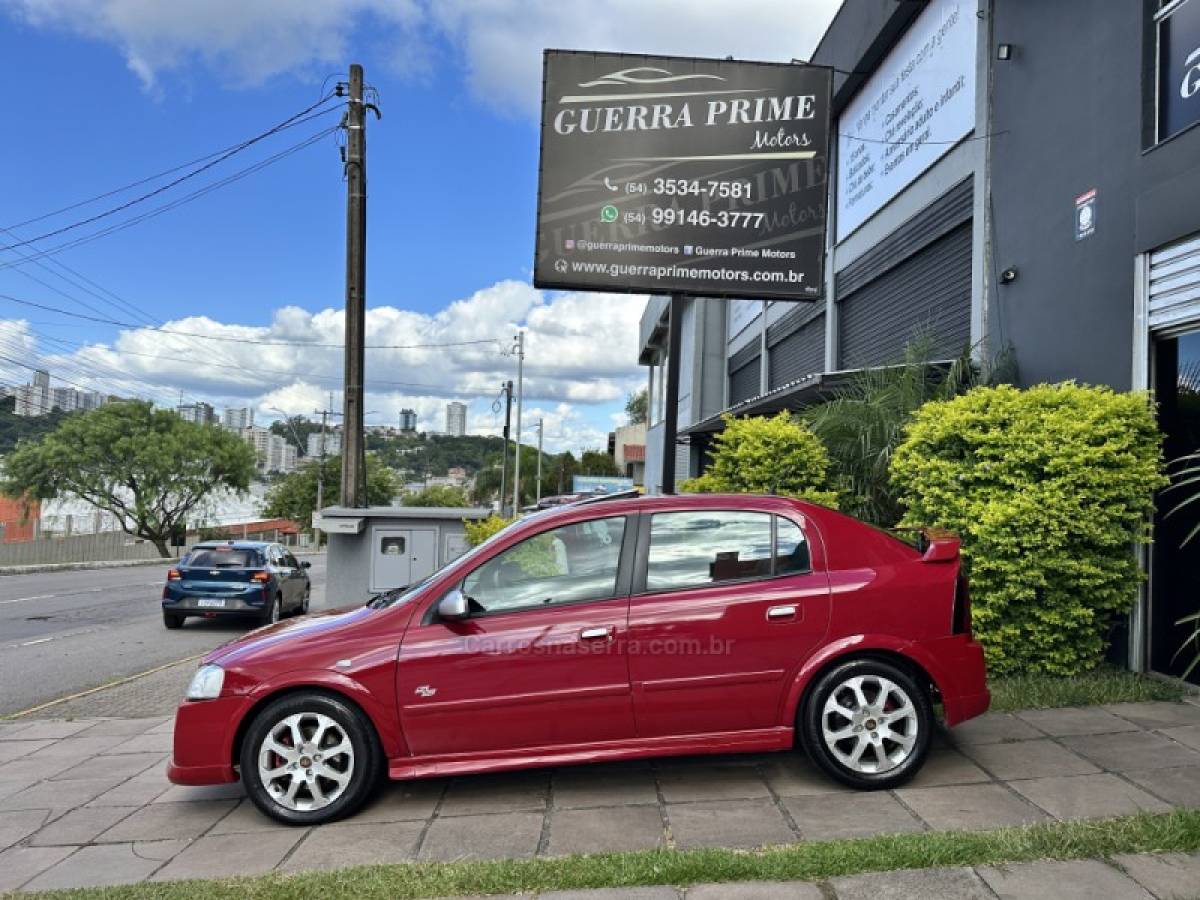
[0,557,179,576]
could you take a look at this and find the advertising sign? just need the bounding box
[835,0,977,241]
[573,475,636,494]
[535,51,832,300]
[1159,0,1200,140]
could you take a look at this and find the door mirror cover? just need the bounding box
[438,589,470,621]
[301,560,312,569]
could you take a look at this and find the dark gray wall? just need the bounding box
[989,0,1200,390]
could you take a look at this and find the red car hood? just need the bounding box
[203,605,379,668]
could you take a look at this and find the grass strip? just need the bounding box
[12,809,1200,900]
[989,666,1186,711]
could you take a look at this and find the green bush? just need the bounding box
[890,383,1166,676]
[682,412,839,508]
[463,514,512,547]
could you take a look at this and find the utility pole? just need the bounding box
[499,380,513,517]
[312,394,341,540]
[535,417,544,505]
[661,294,684,494]
[340,63,369,507]
[512,330,525,515]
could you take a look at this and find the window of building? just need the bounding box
[1156,0,1200,141]
[462,517,626,614]
[645,511,810,592]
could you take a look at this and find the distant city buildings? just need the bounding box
[240,426,298,475]
[445,401,467,437]
[222,407,254,430]
[176,401,216,425]
[306,430,341,458]
[399,408,418,433]
[10,370,108,417]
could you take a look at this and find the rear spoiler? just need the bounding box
[895,527,961,563]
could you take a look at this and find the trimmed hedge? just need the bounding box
[890,383,1165,676]
[682,412,839,508]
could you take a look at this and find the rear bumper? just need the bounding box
[931,635,990,726]
[166,694,249,786]
[162,594,267,615]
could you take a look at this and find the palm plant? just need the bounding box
[803,336,985,527]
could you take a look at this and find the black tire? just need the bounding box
[239,691,382,826]
[261,594,281,627]
[299,587,310,615]
[801,657,932,790]
[163,611,184,629]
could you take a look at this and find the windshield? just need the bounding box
[187,549,262,568]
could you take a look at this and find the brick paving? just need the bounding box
[0,700,1197,893]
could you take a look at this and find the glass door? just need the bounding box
[1150,330,1200,682]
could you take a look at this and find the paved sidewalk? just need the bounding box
[1,700,1199,893]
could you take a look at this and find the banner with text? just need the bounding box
[836,0,977,241]
[534,51,831,300]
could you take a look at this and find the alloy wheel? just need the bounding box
[257,712,355,811]
[820,674,918,775]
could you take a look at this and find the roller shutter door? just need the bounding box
[838,223,972,368]
[728,357,761,404]
[769,313,825,388]
[1149,233,1200,333]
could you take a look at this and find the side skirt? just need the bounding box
[388,726,794,780]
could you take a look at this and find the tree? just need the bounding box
[404,484,470,507]
[269,416,324,454]
[1,401,256,557]
[580,449,620,477]
[263,453,398,527]
[681,412,839,507]
[804,340,980,527]
[625,388,648,425]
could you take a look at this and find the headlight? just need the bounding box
[186,664,225,700]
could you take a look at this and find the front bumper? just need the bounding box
[166,694,249,786]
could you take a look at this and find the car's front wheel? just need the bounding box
[239,692,381,825]
[801,658,932,790]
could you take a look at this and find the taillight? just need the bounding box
[167,569,181,581]
[251,571,271,583]
[952,575,972,635]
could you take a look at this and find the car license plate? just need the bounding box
[196,598,226,608]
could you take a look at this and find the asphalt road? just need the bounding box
[0,554,328,716]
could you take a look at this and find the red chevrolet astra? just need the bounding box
[168,494,989,825]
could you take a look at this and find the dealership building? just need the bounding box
[638,0,1200,680]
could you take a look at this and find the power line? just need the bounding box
[0,126,339,272]
[0,95,340,251]
[0,294,501,350]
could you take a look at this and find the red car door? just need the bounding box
[397,514,636,757]
[627,508,831,738]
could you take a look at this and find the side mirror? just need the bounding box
[301,560,312,569]
[437,589,470,622]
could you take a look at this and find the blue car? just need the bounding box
[161,541,311,630]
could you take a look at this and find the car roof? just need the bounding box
[529,492,820,523]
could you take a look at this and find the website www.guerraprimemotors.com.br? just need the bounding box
[559,257,807,285]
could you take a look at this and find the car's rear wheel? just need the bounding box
[801,658,931,790]
[298,587,310,616]
[239,692,381,825]
[261,594,281,627]
[163,612,184,629]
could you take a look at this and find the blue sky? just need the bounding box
[0,0,837,451]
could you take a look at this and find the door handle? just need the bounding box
[580,626,614,641]
[767,604,798,620]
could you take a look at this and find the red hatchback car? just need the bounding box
[168,494,989,825]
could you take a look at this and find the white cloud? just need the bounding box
[2,0,420,90]
[11,278,642,454]
[2,0,841,107]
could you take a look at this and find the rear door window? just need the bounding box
[187,548,261,568]
[644,512,812,591]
